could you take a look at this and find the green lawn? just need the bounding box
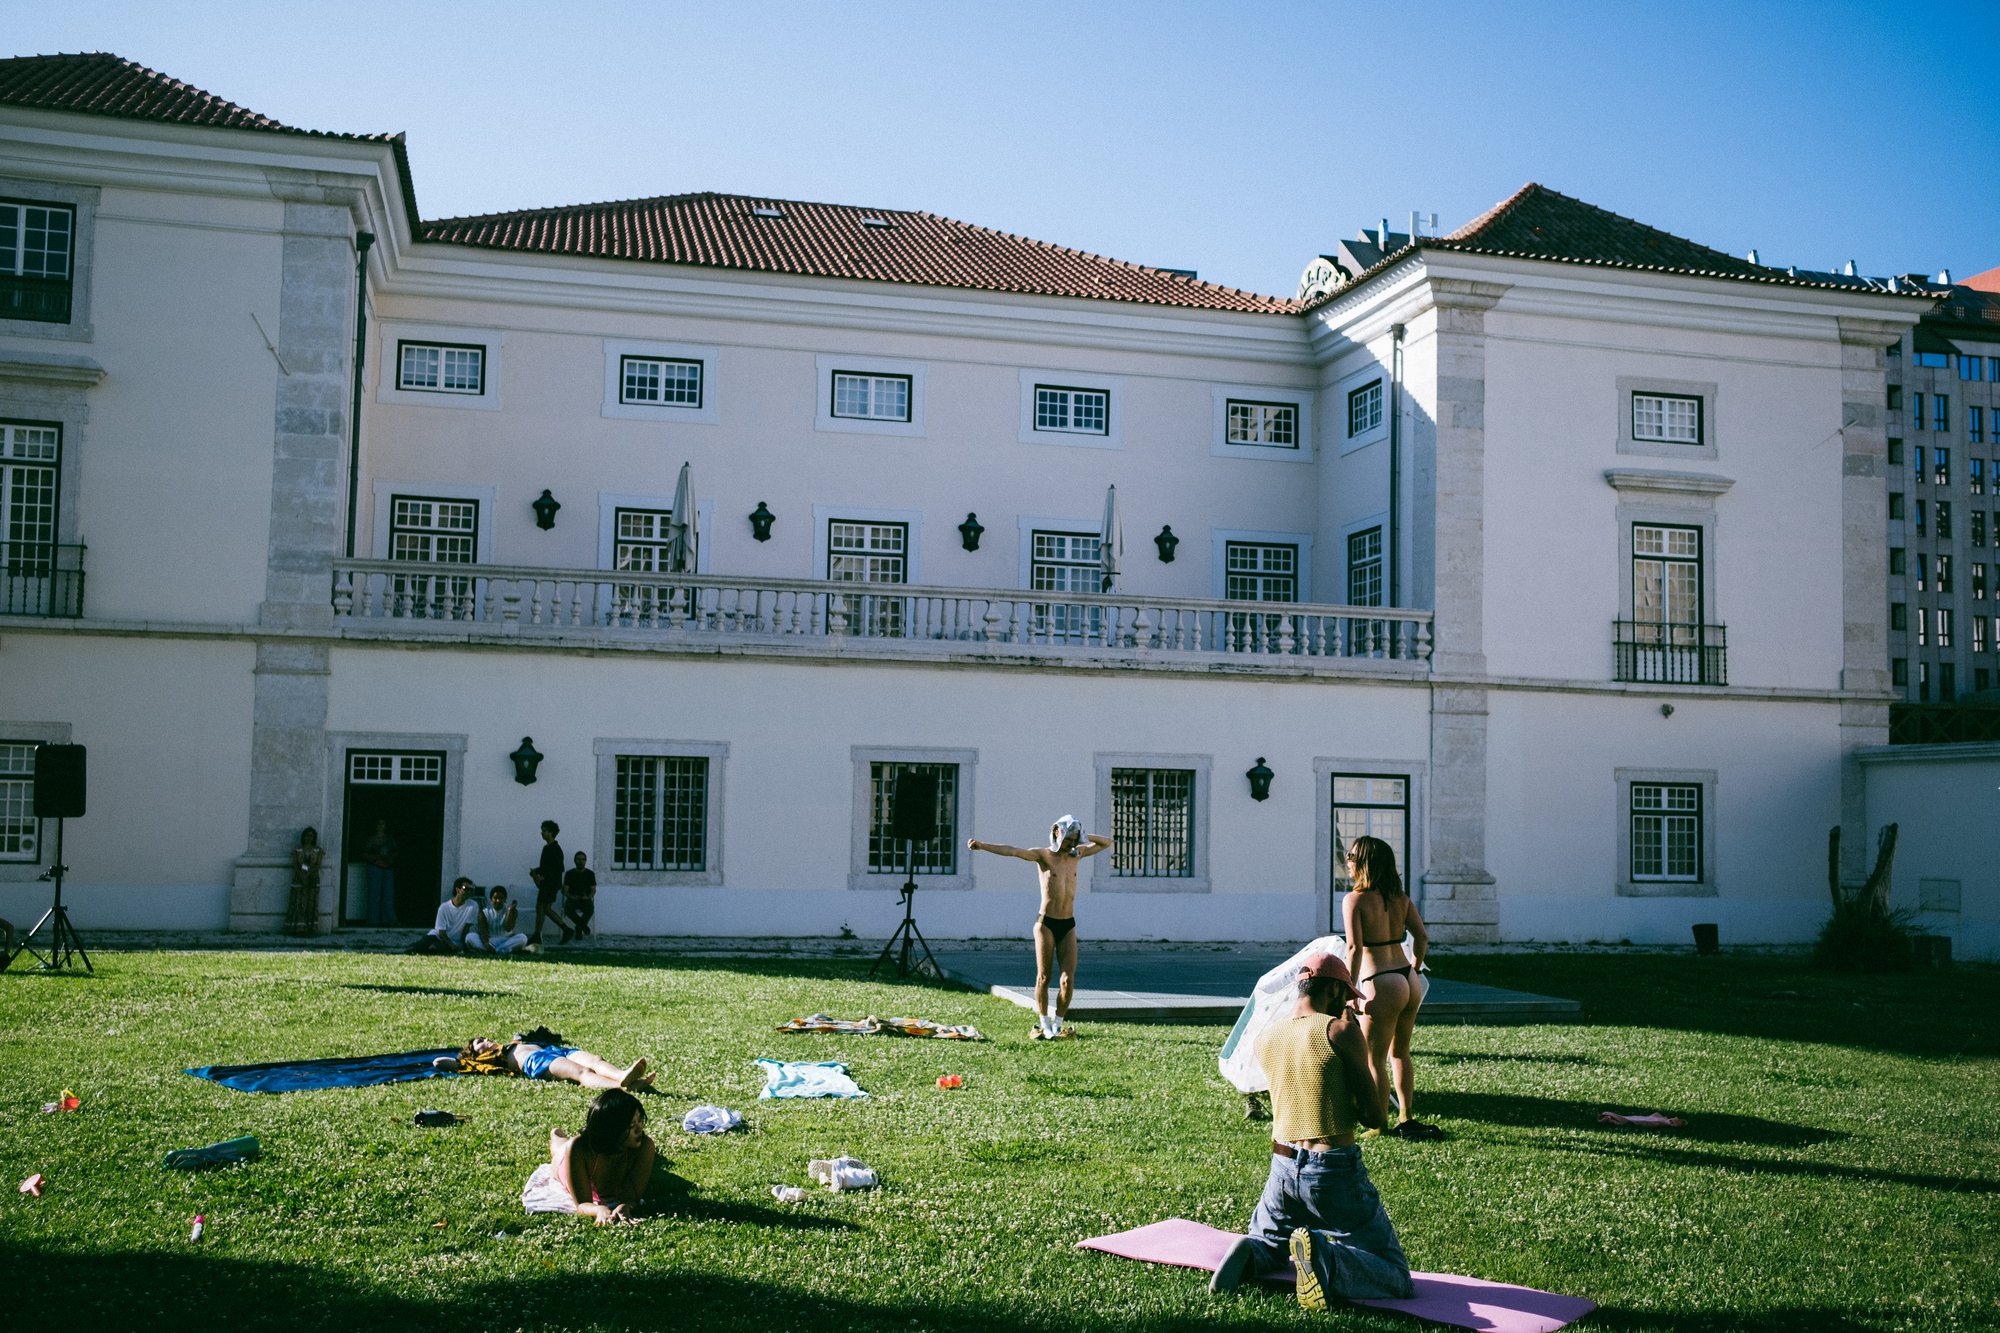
[1,948,1995,1332]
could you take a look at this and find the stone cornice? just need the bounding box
[1835,316,1911,349]
[1603,468,1736,497]
[0,349,106,387]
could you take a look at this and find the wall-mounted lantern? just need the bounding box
[509,737,544,786]
[1154,525,1179,563]
[531,489,561,531]
[748,501,776,542]
[1245,756,1274,802]
[958,512,985,552]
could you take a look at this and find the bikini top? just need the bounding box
[1361,937,1403,947]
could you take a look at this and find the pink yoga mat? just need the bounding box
[1079,1218,1596,1333]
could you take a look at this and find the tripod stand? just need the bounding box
[870,838,939,980]
[16,816,91,972]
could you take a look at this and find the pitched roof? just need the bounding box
[1303,183,1939,310]
[0,51,393,141]
[419,194,1296,314]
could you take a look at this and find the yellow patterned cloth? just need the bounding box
[453,1042,511,1075]
[777,1013,983,1041]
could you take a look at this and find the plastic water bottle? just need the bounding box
[190,1215,205,1243]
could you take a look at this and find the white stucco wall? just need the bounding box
[1485,690,1844,945]
[0,634,255,930]
[1856,744,2000,961]
[321,642,1432,942]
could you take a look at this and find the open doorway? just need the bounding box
[341,751,446,927]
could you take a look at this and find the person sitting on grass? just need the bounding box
[549,1087,657,1225]
[475,886,531,956]
[1209,951,1414,1309]
[407,878,482,954]
[433,1030,654,1091]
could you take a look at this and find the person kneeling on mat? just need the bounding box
[1209,951,1414,1309]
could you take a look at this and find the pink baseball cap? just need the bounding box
[1298,952,1354,988]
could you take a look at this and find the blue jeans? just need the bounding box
[366,866,395,925]
[1244,1144,1413,1301]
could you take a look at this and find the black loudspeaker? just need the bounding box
[33,743,86,818]
[888,769,939,842]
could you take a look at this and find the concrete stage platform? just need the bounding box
[929,944,1580,1024]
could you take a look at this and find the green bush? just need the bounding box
[1812,895,1919,971]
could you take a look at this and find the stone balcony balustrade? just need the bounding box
[330,559,1433,670]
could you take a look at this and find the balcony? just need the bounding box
[0,543,85,618]
[331,559,1433,666]
[1613,620,1727,686]
[0,274,72,325]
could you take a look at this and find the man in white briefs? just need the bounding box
[967,816,1111,1040]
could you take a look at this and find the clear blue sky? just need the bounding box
[14,0,1999,297]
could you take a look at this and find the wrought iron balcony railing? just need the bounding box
[0,274,73,325]
[0,542,85,618]
[331,559,1433,663]
[1613,620,1727,685]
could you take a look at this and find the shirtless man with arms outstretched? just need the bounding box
[967,816,1111,1039]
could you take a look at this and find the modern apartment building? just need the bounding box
[0,54,1931,948]
[1880,270,2000,712]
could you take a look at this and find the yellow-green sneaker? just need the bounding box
[1290,1228,1327,1311]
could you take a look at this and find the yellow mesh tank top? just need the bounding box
[1257,1012,1356,1143]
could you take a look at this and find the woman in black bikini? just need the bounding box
[1341,836,1439,1140]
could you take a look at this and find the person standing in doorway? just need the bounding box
[527,819,577,950]
[563,850,598,939]
[966,816,1111,1040]
[363,818,398,927]
[285,826,325,937]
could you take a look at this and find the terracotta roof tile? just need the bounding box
[0,51,394,141]
[420,193,1296,314]
[1303,183,1940,310]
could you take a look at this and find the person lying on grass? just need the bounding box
[432,1030,654,1091]
[549,1087,657,1225]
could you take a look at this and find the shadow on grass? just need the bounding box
[0,1242,1894,1333]
[342,983,516,999]
[1424,1090,1845,1149]
[644,1171,857,1232]
[1435,954,2000,1059]
[1541,1133,2000,1197]
[1433,1052,1603,1067]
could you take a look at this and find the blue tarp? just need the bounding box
[185,1048,461,1093]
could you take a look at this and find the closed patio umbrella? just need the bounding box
[668,461,698,573]
[1099,484,1123,593]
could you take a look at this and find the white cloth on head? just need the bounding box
[1050,815,1083,853]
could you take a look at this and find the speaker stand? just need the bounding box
[870,839,939,980]
[16,817,91,972]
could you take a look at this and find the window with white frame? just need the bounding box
[1225,542,1297,602]
[1331,774,1407,892]
[827,519,907,636]
[1034,385,1109,436]
[389,495,478,616]
[1110,767,1195,878]
[614,754,710,871]
[610,508,682,621]
[0,741,36,861]
[397,341,485,395]
[0,199,75,324]
[620,356,702,408]
[2,421,59,574]
[1347,380,1383,437]
[1632,392,1702,445]
[1631,782,1701,882]
[865,761,958,874]
[1346,527,1383,607]
[348,752,443,785]
[831,371,911,422]
[1030,530,1102,639]
[1226,400,1299,448]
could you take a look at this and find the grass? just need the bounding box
[1,947,1996,1332]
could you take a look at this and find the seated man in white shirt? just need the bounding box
[476,885,531,956]
[408,877,482,954]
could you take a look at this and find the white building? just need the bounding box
[0,54,1935,949]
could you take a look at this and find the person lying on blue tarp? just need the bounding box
[432,1028,654,1091]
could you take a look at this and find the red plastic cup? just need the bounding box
[936,1074,963,1089]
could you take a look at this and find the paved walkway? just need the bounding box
[929,943,1581,1023]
